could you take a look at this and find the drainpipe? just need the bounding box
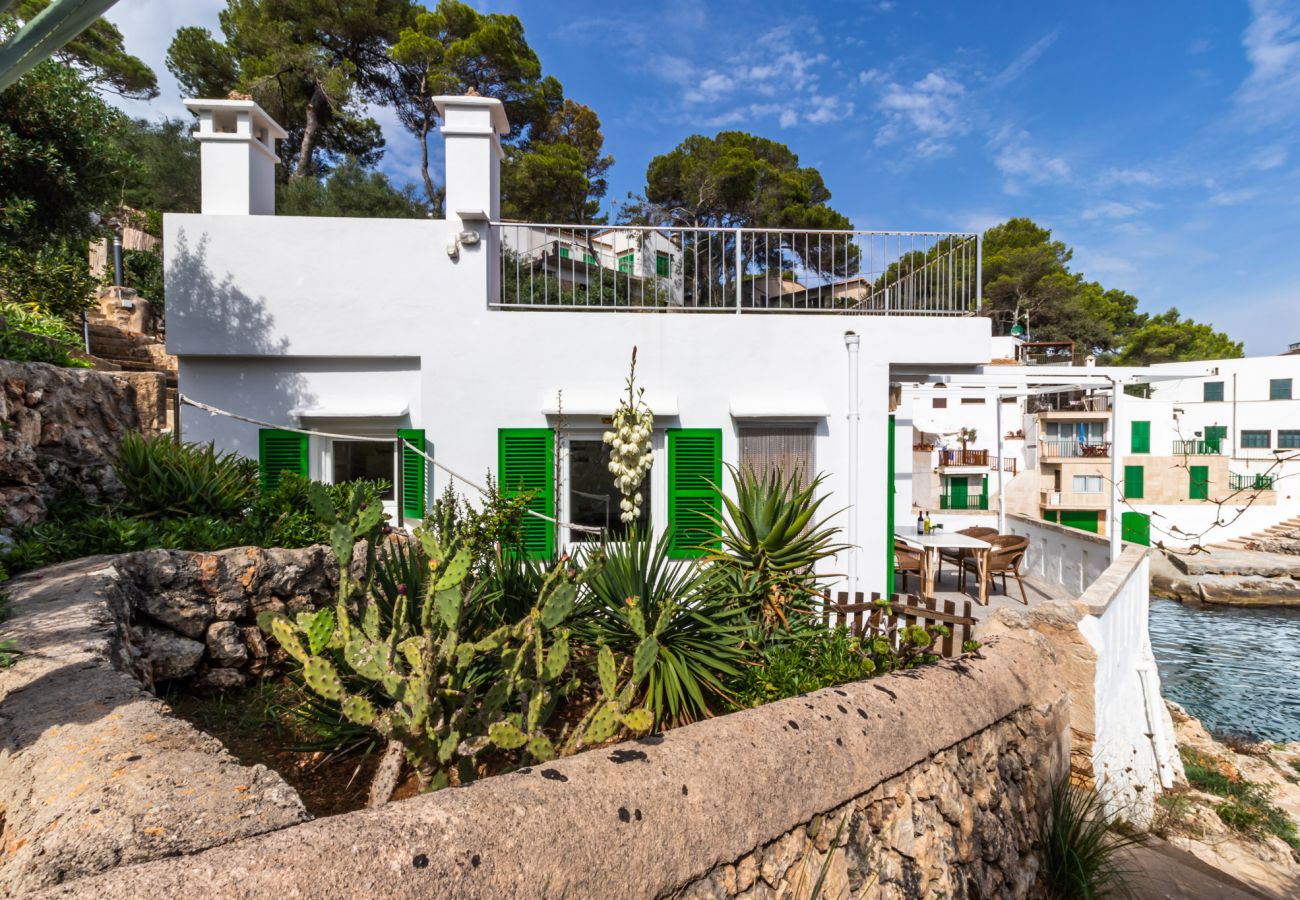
[844,331,860,598]
[111,225,124,288]
[996,391,1006,533]
[1110,377,1123,563]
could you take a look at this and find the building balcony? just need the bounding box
[939,492,989,511]
[1041,490,1109,510]
[493,223,979,314]
[1173,440,1222,456]
[1040,440,1110,459]
[1228,473,1275,491]
[938,448,989,467]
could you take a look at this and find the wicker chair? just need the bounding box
[960,534,1030,603]
[938,526,998,585]
[893,539,923,592]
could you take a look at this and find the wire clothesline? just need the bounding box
[178,394,602,534]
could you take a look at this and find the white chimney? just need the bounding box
[184,98,287,215]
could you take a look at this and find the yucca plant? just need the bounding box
[574,528,747,727]
[706,466,849,634]
[114,431,259,519]
[1039,778,1139,900]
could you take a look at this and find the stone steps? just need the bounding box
[1213,515,1300,552]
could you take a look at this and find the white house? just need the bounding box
[165,95,989,598]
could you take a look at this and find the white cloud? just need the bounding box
[990,28,1061,88]
[1248,144,1288,170]
[1207,187,1260,206]
[1235,0,1300,125]
[103,0,226,120]
[1080,200,1155,221]
[872,70,968,156]
[684,71,736,104]
[991,128,1069,195]
[805,95,854,125]
[779,108,799,128]
[1097,167,1163,188]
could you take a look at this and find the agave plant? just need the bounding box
[706,466,850,634]
[573,528,747,727]
[114,431,259,519]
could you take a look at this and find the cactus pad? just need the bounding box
[270,616,309,664]
[435,587,461,629]
[341,695,378,726]
[433,548,471,591]
[306,608,336,654]
[586,701,619,744]
[527,733,556,762]
[488,721,527,750]
[620,707,653,733]
[597,645,617,697]
[632,635,658,687]
[539,582,577,628]
[303,656,344,700]
[542,640,569,682]
[344,636,390,681]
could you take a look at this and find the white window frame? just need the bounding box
[1072,474,1103,494]
[309,426,401,521]
[557,428,665,550]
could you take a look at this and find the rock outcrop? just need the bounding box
[0,361,167,527]
[1151,548,1300,607]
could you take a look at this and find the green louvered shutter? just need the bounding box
[397,428,426,522]
[667,428,722,558]
[1124,465,1145,500]
[1121,512,1150,546]
[1189,466,1209,500]
[258,429,307,492]
[498,428,554,559]
[1131,421,1150,454]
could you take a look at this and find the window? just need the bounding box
[1270,378,1292,400]
[960,397,985,405]
[1046,421,1105,442]
[1280,430,1300,449]
[739,425,814,487]
[618,252,635,273]
[584,252,596,264]
[559,246,569,259]
[1072,474,1103,493]
[567,439,647,541]
[1131,420,1150,454]
[332,440,395,500]
[1241,430,1271,449]
[932,397,948,409]
[656,252,671,278]
[1204,381,1224,402]
[1124,465,1144,499]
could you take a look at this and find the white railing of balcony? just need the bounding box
[492,223,980,314]
[1041,439,1111,459]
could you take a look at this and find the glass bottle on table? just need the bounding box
[917,511,924,535]
[924,511,932,534]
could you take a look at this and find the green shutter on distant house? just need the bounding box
[397,428,426,522]
[1131,421,1150,454]
[1124,465,1145,499]
[667,429,722,558]
[498,428,554,559]
[1060,510,1100,533]
[656,253,671,278]
[1121,512,1150,546]
[258,429,307,492]
[1043,510,1058,523]
[1189,465,1210,500]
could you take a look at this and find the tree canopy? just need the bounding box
[635,131,851,231]
[277,157,430,218]
[501,99,612,223]
[10,1,158,99]
[979,217,1241,363]
[167,0,411,177]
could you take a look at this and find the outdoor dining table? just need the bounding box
[895,531,992,605]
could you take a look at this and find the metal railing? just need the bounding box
[1228,473,1275,491]
[938,448,989,466]
[1040,440,1111,459]
[939,492,989,510]
[492,223,979,314]
[1172,440,1222,456]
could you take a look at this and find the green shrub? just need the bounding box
[575,528,748,726]
[114,432,260,518]
[123,249,163,308]
[0,241,100,319]
[0,300,83,347]
[0,320,90,367]
[1038,778,1138,899]
[1181,747,1300,850]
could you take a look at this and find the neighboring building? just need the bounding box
[166,95,986,598]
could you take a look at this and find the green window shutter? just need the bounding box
[618,252,635,273]
[1124,465,1145,500]
[584,253,596,264]
[1131,421,1150,454]
[559,246,570,259]
[1270,378,1292,400]
[1204,381,1224,402]
[397,429,426,522]
[498,428,554,560]
[258,429,307,493]
[656,253,671,278]
[1189,465,1209,500]
[1043,510,1058,523]
[1060,510,1100,533]
[980,474,989,509]
[667,428,722,558]
[1121,512,1150,546]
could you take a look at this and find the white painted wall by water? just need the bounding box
[1003,513,1111,599]
[1077,550,1181,826]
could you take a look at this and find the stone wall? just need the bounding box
[0,360,167,527]
[5,546,1070,898]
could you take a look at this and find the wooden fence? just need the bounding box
[822,591,976,658]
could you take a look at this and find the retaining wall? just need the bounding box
[2,550,1070,898]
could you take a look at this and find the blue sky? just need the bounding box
[107,0,1300,355]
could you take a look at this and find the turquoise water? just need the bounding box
[1149,598,1300,741]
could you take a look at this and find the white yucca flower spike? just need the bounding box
[603,347,655,525]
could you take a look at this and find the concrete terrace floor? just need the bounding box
[899,564,1072,623]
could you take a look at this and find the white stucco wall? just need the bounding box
[1077,550,1181,826]
[1003,513,1111,599]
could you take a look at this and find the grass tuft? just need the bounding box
[1039,777,1139,900]
[1180,747,1300,851]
